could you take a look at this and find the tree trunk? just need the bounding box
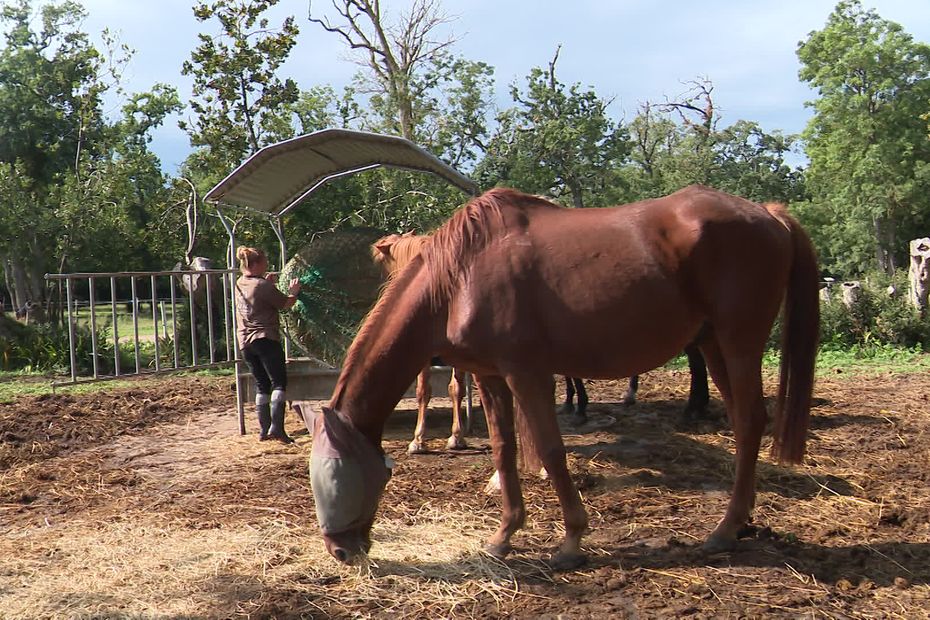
[10,257,30,312]
[873,217,893,275]
[568,181,585,209]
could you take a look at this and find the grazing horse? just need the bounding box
[371,232,469,454]
[309,185,819,568]
[560,343,710,421]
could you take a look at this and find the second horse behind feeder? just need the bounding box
[372,232,469,454]
[560,344,711,423]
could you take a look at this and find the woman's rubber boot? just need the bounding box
[268,389,294,444]
[256,393,272,441]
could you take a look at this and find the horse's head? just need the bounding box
[308,405,393,564]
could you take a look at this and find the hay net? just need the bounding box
[278,227,387,367]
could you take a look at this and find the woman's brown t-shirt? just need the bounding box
[235,275,290,350]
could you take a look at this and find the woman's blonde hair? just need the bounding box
[237,246,266,271]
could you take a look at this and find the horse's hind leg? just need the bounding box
[476,375,525,558]
[557,375,576,416]
[684,345,710,418]
[408,367,432,454]
[508,371,588,569]
[574,378,589,421]
[703,338,766,552]
[622,375,639,406]
[446,368,468,449]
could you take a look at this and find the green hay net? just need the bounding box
[278,227,387,367]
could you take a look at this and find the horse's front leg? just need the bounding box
[507,371,588,569]
[408,367,432,454]
[446,368,468,450]
[476,375,525,559]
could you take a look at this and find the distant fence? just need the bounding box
[45,268,239,387]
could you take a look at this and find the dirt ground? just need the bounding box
[1,369,930,619]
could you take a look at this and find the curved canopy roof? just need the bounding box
[204,129,479,216]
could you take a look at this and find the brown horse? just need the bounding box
[309,185,819,568]
[371,232,469,454]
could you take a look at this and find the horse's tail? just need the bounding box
[765,203,820,464]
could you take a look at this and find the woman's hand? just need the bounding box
[265,272,279,284]
[287,278,301,296]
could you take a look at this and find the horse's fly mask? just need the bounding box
[307,405,393,534]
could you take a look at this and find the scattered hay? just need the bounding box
[0,505,551,619]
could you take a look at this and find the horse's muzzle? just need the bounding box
[323,529,371,565]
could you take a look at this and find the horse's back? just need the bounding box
[442,186,795,377]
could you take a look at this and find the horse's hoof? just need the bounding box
[557,403,575,417]
[407,441,427,455]
[483,471,501,495]
[446,436,468,450]
[548,551,587,571]
[622,395,636,406]
[702,533,737,554]
[484,542,513,560]
[569,413,587,427]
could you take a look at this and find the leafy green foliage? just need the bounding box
[797,0,930,276]
[180,0,300,179]
[476,49,629,208]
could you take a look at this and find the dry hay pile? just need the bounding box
[2,370,930,617]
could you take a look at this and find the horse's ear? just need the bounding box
[372,235,399,261]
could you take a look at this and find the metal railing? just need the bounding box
[45,268,240,387]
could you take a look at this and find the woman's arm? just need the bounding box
[281,278,301,309]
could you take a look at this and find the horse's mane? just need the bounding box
[332,188,558,407]
[330,257,421,408]
[421,188,559,306]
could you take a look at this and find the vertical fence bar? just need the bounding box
[189,275,198,367]
[222,272,232,362]
[88,277,99,379]
[65,278,77,384]
[110,276,120,377]
[131,276,140,374]
[170,274,179,369]
[217,206,246,435]
[151,274,160,372]
[205,273,215,364]
[270,216,291,360]
[160,301,168,341]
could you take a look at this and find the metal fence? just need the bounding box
[45,268,240,387]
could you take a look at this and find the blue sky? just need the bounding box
[75,0,930,174]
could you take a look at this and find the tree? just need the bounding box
[0,0,180,315]
[476,47,629,208]
[310,0,456,142]
[309,0,493,234]
[797,0,930,275]
[180,0,300,179]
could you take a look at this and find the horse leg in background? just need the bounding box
[559,377,587,426]
[684,344,711,418]
[408,367,432,454]
[508,371,588,569]
[476,375,526,559]
[573,377,589,421]
[446,368,468,450]
[701,335,767,552]
[556,375,576,416]
[622,375,639,406]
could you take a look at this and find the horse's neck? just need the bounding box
[332,268,440,442]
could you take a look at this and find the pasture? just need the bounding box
[1,367,929,618]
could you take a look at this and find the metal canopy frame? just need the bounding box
[204,128,479,216]
[204,129,479,432]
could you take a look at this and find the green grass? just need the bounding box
[0,367,234,404]
[662,343,930,378]
[72,303,177,342]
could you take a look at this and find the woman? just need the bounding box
[234,246,301,443]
